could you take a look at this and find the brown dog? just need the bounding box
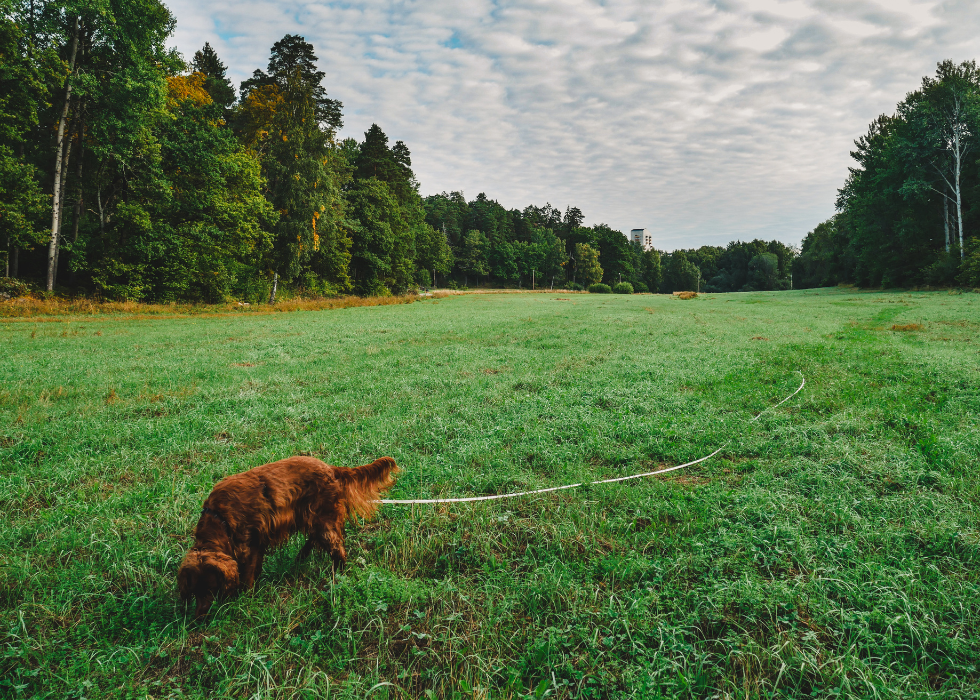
[178,455,398,617]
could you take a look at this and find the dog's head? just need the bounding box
[177,549,239,618]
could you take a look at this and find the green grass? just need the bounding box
[2,288,979,699]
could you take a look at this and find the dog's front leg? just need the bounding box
[239,548,262,589]
[298,537,315,561]
[254,551,266,582]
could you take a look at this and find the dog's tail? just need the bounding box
[337,456,399,522]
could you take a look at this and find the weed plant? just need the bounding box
[1,289,979,698]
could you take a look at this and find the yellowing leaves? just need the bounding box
[239,84,285,149]
[166,72,213,110]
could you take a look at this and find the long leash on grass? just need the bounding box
[379,371,806,505]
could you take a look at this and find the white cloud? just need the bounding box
[165,0,980,249]
[735,27,791,51]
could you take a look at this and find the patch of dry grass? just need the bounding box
[0,293,449,321]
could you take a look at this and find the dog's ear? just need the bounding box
[177,552,200,601]
[212,553,239,595]
[177,566,193,601]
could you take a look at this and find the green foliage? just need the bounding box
[636,246,662,292]
[565,281,583,291]
[574,243,602,286]
[957,238,980,287]
[414,220,453,283]
[588,282,611,293]
[2,290,979,698]
[697,241,795,292]
[0,15,59,262]
[423,191,468,247]
[632,281,649,293]
[612,281,633,294]
[801,61,980,288]
[593,223,634,285]
[345,178,413,296]
[0,275,29,298]
[0,146,46,256]
[147,92,276,302]
[748,253,782,291]
[0,13,60,143]
[793,217,850,288]
[241,58,350,289]
[459,229,489,283]
[661,250,699,293]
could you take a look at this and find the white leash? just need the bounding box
[380,372,805,505]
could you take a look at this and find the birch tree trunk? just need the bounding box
[943,197,950,253]
[46,16,80,291]
[68,117,85,286]
[53,129,75,277]
[954,127,965,258]
[269,272,279,303]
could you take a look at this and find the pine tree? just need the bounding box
[353,124,416,204]
[192,42,236,109]
[240,35,342,133]
[239,43,350,290]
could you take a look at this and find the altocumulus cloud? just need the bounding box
[165,0,980,248]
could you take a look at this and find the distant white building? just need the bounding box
[630,228,653,251]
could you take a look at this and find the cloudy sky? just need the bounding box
[164,0,980,249]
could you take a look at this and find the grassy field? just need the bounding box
[2,288,979,699]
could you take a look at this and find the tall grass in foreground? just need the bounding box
[1,289,979,698]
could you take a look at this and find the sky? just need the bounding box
[164,0,980,250]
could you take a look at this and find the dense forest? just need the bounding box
[796,60,980,289]
[1,0,797,301]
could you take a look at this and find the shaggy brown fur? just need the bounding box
[178,455,398,617]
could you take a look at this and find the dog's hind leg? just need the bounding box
[297,529,347,571]
[323,526,347,572]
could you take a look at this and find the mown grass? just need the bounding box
[1,288,979,699]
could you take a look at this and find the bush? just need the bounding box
[0,277,31,300]
[588,283,612,294]
[957,239,980,287]
[566,282,584,291]
[613,282,634,294]
[632,281,649,293]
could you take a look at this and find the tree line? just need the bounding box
[796,60,980,289]
[422,192,794,293]
[1,1,796,301]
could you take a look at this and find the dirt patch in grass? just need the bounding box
[891,323,924,331]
